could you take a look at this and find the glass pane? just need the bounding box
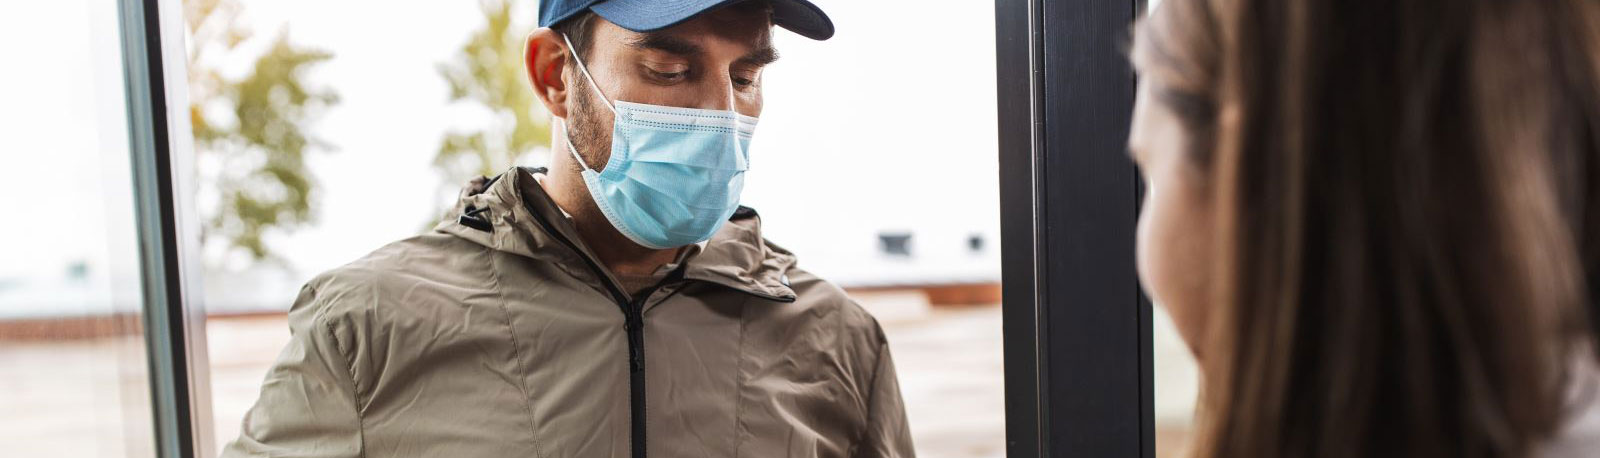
[189,1,1002,457]
[0,0,157,456]
[758,2,1003,456]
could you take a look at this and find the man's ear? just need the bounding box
[525,28,571,119]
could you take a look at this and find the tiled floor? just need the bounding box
[0,335,157,457]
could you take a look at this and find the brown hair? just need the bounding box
[1133,0,1600,457]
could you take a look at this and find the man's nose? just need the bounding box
[692,75,738,112]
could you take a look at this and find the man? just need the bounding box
[221,1,913,457]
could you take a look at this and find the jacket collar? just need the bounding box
[436,166,797,302]
[687,206,799,302]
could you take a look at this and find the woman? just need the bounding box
[1128,0,1600,456]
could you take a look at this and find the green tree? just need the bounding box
[184,0,338,264]
[434,0,551,189]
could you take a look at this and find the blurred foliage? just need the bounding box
[184,0,338,263]
[434,0,551,188]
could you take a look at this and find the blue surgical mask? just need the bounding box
[560,34,756,250]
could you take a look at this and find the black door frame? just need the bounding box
[997,0,1152,456]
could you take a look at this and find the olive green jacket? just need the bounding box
[221,167,912,458]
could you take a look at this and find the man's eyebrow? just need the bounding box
[737,46,780,67]
[628,32,704,57]
[628,32,780,67]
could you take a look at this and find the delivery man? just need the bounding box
[220,0,914,457]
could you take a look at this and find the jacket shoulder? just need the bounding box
[777,267,890,348]
[742,265,901,437]
[293,232,494,329]
[288,233,505,395]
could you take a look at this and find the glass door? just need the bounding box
[0,0,171,455]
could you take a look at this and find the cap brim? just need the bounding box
[590,0,834,41]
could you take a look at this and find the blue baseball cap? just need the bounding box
[539,0,835,41]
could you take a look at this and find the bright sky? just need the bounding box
[0,0,1001,315]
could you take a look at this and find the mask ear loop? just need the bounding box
[561,33,616,114]
[561,118,592,173]
[558,33,617,173]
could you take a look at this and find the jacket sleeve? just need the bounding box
[220,284,364,458]
[855,339,916,458]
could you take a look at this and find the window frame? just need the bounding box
[119,0,216,456]
[996,0,1153,456]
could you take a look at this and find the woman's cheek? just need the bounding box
[1138,173,1212,359]
[1136,182,1166,304]
[1138,180,1184,308]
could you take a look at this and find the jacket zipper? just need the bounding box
[622,280,671,458]
[622,295,646,458]
[513,177,789,458]
[522,202,654,458]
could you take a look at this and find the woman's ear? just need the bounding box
[525,28,570,118]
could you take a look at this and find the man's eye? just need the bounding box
[732,72,759,88]
[649,69,687,82]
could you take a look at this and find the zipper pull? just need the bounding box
[624,314,645,373]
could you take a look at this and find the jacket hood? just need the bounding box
[435,166,798,301]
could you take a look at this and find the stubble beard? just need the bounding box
[566,79,610,171]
